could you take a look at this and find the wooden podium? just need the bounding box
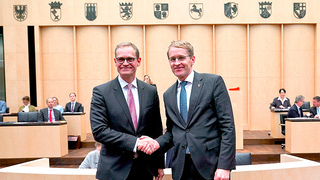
[63,112,87,141]
[0,121,68,158]
[285,118,320,153]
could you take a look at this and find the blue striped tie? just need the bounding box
[180,81,189,153]
[180,81,188,123]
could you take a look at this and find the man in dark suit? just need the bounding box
[65,92,83,112]
[90,42,164,180]
[39,97,65,122]
[140,40,236,180]
[287,95,305,118]
[269,88,291,109]
[308,96,320,118]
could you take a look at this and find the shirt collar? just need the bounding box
[277,96,287,101]
[178,70,194,87]
[118,76,137,89]
[24,104,30,107]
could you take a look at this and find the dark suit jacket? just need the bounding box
[65,102,83,112]
[90,77,164,180]
[269,97,291,109]
[38,108,65,122]
[309,106,318,118]
[156,72,236,180]
[287,104,303,118]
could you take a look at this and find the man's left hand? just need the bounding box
[155,169,164,180]
[214,169,230,180]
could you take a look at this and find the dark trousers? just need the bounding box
[127,157,153,180]
[181,154,207,180]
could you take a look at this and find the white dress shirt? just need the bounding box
[22,104,30,112]
[47,108,56,122]
[177,71,194,112]
[118,76,140,121]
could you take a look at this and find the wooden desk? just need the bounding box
[62,112,86,140]
[270,109,287,138]
[270,109,309,138]
[0,121,68,159]
[285,118,320,153]
[2,113,18,122]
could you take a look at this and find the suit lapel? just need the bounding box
[136,80,145,132]
[187,72,203,125]
[167,82,186,128]
[112,78,136,132]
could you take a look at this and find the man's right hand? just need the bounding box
[137,136,160,155]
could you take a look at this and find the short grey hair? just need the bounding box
[114,42,140,59]
[295,95,305,103]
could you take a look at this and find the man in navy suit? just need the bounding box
[90,42,164,180]
[287,95,305,118]
[39,97,65,122]
[307,96,320,118]
[65,93,83,112]
[140,40,236,180]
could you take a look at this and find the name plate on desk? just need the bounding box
[62,112,86,115]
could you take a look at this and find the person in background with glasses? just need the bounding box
[90,42,164,180]
[139,40,236,180]
[38,97,65,122]
[18,96,37,112]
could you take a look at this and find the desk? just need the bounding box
[0,121,68,159]
[285,118,320,153]
[62,112,86,140]
[270,109,288,138]
[2,113,18,122]
[270,109,308,138]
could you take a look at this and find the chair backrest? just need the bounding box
[280,114,287,135]
[6,107,9,113]
[236,152,252,166]
[17,112,39,122]
[301,101,310,110]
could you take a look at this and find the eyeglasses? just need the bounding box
[115,57,136,64]
[168,55,188,63]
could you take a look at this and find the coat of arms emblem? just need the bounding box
[224,2,238,19]
[189,3,203,20]
[120,2,133,20]
[154,3,169,20]
[49,1,62,22]
[259,2,272,18]
[13,5,27,22]
[85,3,97,21]
[293,3,306,19]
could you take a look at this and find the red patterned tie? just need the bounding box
[49,109,53,122]
[127,84,137,131]
[71,103,74,112]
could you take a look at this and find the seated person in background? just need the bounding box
[18,96,37,112]
[52,97,64,113]
[270,88,291,109]
[79,142,102,169]
[143,74,156,87]
[307,96,320,118]
[38,97,65,122]
[0,100,6,114]
[287,95,305,118]
[65,92,83,112]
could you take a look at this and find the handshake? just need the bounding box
[137,136,160,155]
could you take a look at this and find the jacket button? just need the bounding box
[186,129,189,133]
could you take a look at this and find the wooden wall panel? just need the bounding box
[145,25,178,123]
[77,26,109,129]
[283,25,315,102]
[180,25,213,73]
[110,26,144,80]
[249,25,281,130]
[215,25,246,147]
[40,27,74,107]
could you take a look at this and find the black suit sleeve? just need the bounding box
[38,109,44,122]
[90,86,137,152]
